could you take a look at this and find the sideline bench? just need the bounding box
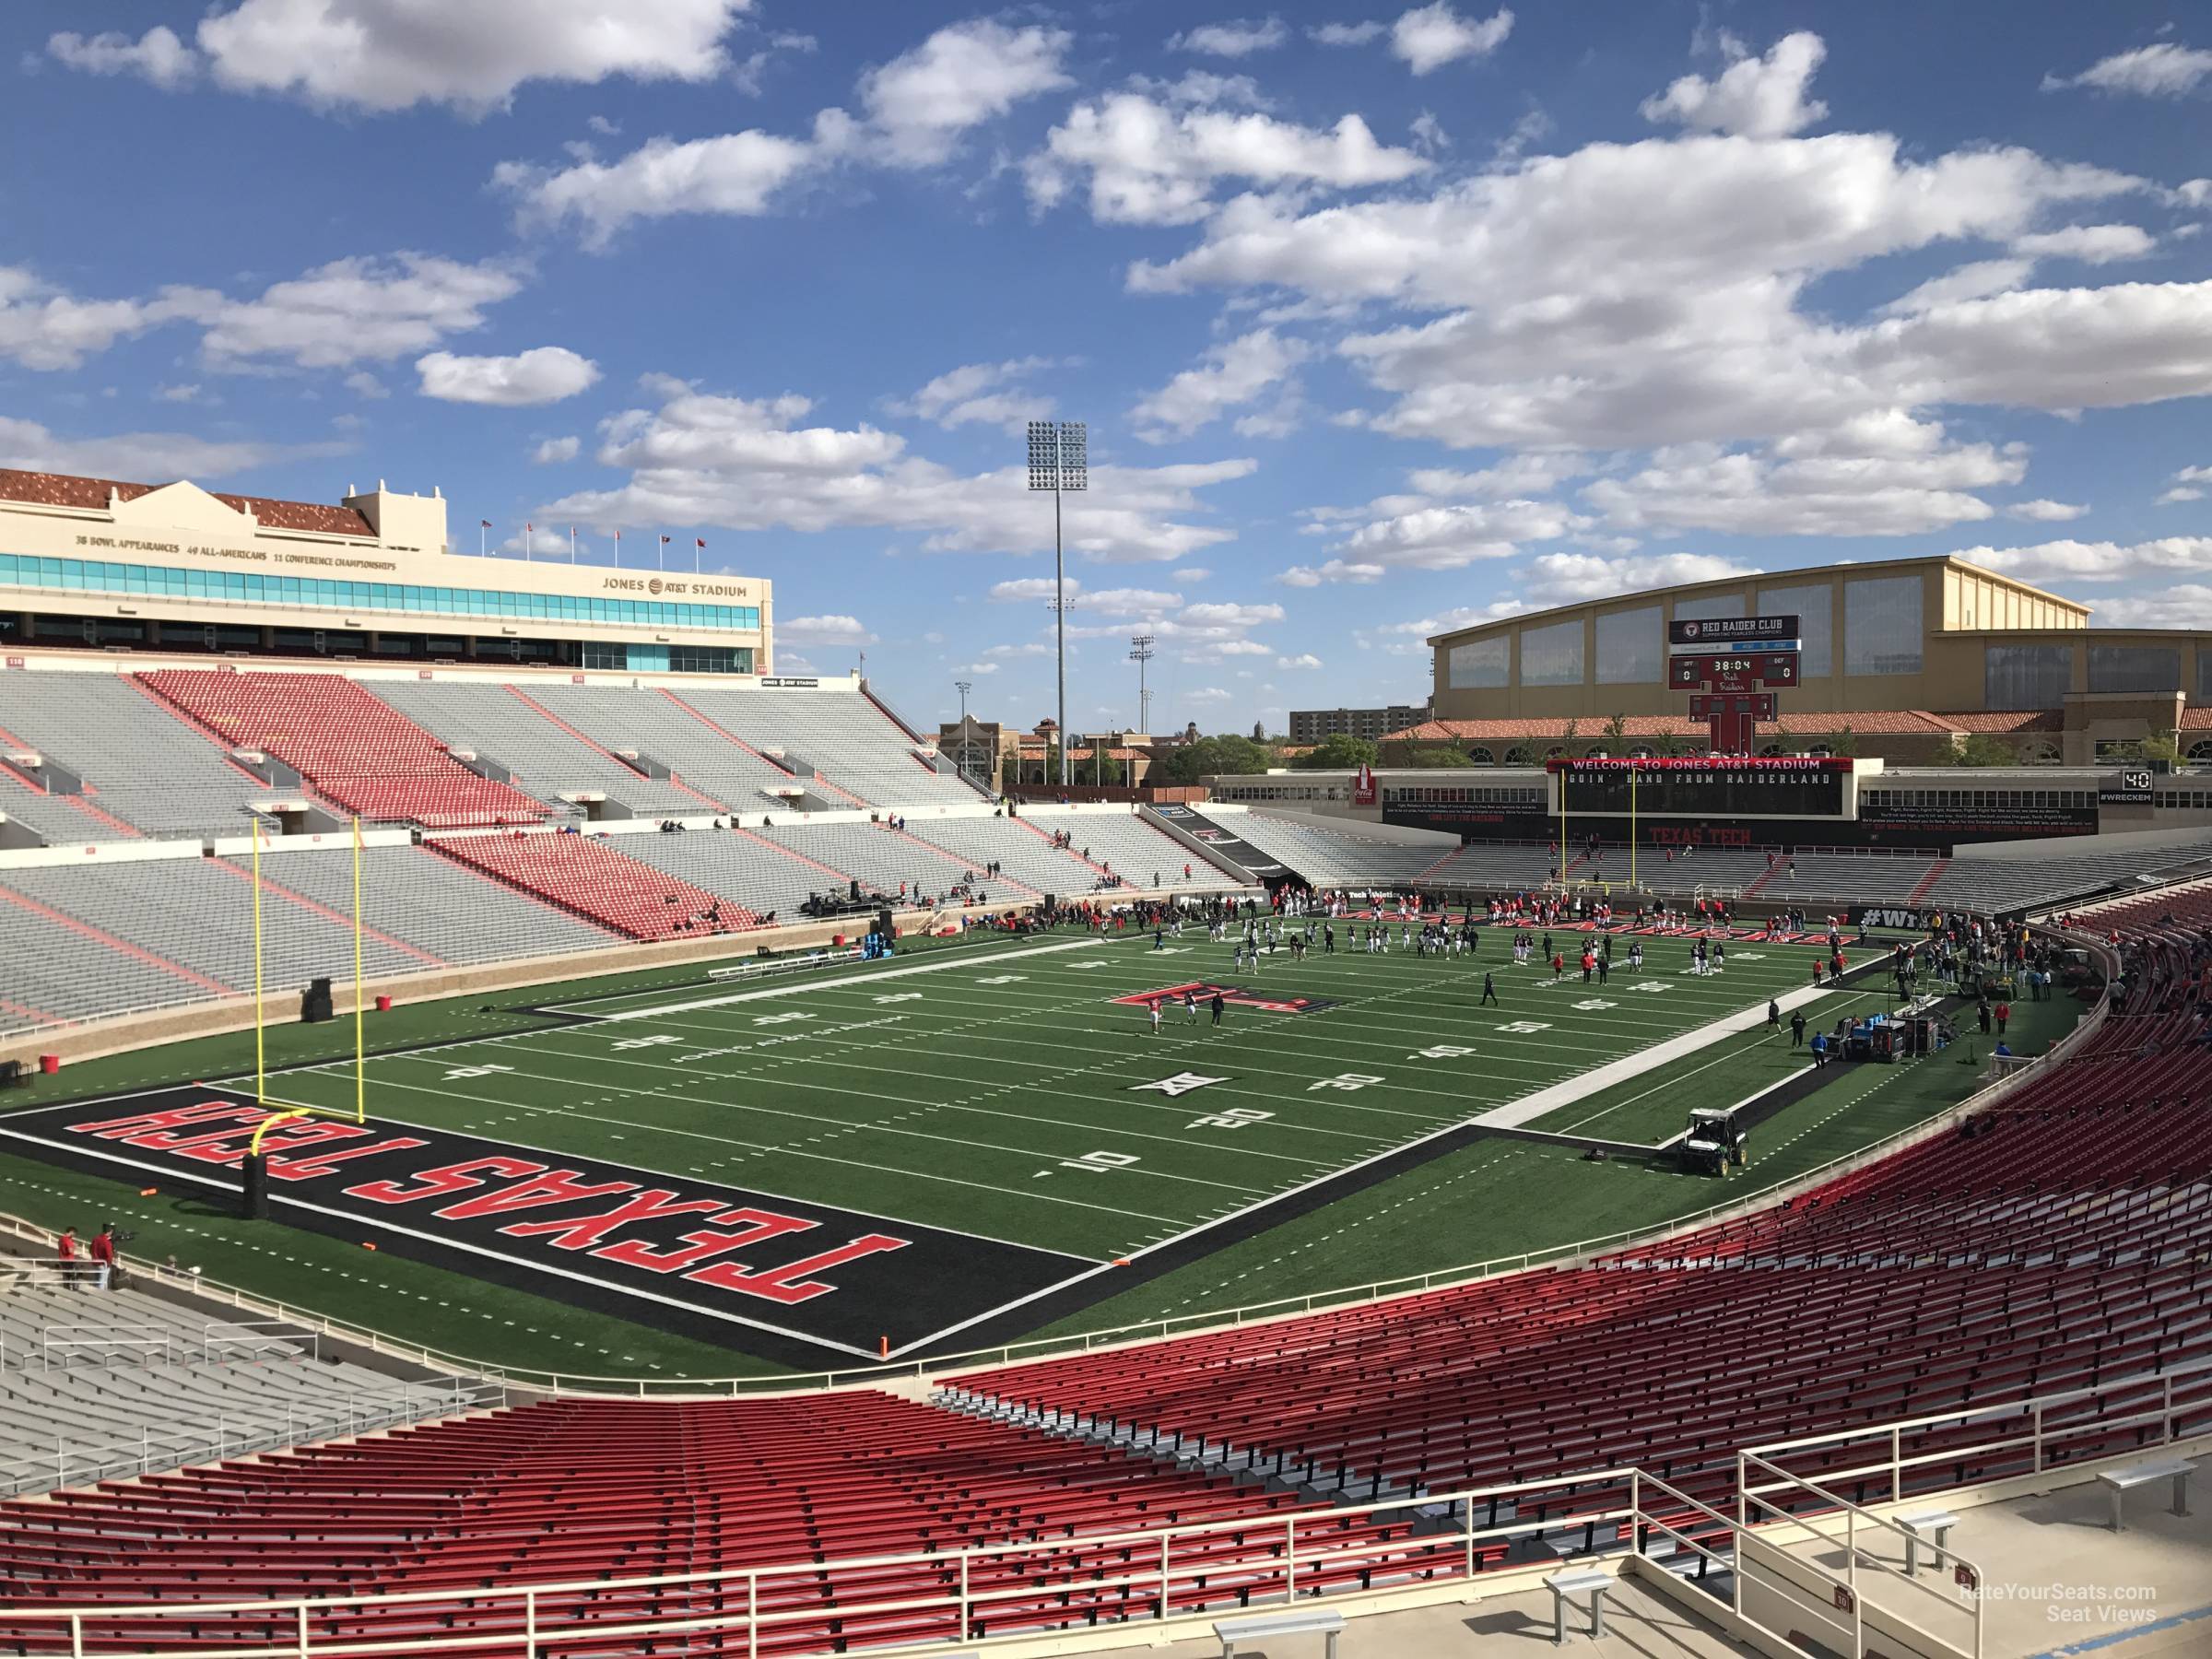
[1213,1607,1344,1656]
[708,945,865,982]
[1897,1509,1956,1574]
[2098,1457,2194,1532]
[1545,1568,1614,1644]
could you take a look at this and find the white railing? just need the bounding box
[0,1376,502,1500]
[10,1359,2202,1659]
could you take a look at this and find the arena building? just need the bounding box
[1413,553,2203,768]
[0,469,770,676]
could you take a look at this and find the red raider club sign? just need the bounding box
[0,1088,1090,1359]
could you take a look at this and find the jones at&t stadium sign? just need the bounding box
[0,1088,1088,1359]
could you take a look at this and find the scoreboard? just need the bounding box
[1550,756,1853,818]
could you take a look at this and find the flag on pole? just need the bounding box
[695,535,705,572]
[612,528,621,567]
[524,521,534,560]
[659,534,670,571]
[477,519,490,557]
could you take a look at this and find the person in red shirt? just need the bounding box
[1994,999,2011,1038]
[55,1225,79,1290]
[88,1223,117,1291]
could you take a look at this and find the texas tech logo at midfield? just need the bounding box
[1112,982,1340,1015]
[0,1088,1089,1355]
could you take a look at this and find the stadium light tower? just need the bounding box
[954,678,972,722]
[1129,633,1155,734]
[1027,420,1086,788]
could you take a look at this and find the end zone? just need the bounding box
[0,1086,1095,1364]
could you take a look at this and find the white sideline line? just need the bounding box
[1475,982,1838,1130]
[542,936,1105,1021]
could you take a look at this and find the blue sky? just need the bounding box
[3,2,2208,735]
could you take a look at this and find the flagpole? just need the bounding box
[525,523,534,561]
[478,522,485,558]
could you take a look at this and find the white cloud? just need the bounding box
[155,382,202,403]
[2007,498,2088,521]
[1884,260,2037,315]
[1955,535,2212,584]
[418,346,601,406]
[1132,328,1312,441]
[1520,550,1759,604]
[990,576,1073,604]
[2011,224,2157,263]
[1641,31,1827,138]
[1172,566,1211,582]
[1028,90,1430,226]
[54,0,754,113]
[857,19,1071,168]
[540,377,1255,564]
[1187,686,1235,702]
[1135,128,2158,454]
[1391,4,1513,75]
[2158,465,2212,505]
[0,265,177,371]
[1170,18,1288,57]
[1409,111,1451,154]
[1213,639,1274,655]
[1406,453,1590,498]
[533,435,582,465]
[0,414,300,480]
[2092,584,2212,628]
[1077,586,1182,612]
[195,253,524,370]
[1312,20,1386,45]
[982,641,1053,658]
[2043,43,2212,100]
[1324,497,1587,571]
[1182,601,1286,627]
[1277,653,1324,668]
[890,358,1056,430]
[497,128,822,247]
[953,660,1002,676]
[46,26,198,88]
[1277,559,1385,585]
[778,613,878,645]
[501,19,1067,242]
[344,370,390,399]
[1583,427,2028,537]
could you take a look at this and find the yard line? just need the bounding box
[292,1067,1176,1239]
[548,935,1106,1021]
[385,1048,1277,1199]
[485,1039,1345,1171]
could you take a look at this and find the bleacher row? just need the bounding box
[0,669,978,846]
[1,907,2201,1654]
[1225,809,2212,917]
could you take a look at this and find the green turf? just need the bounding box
[247,927,1820,1263]
[2,920,2084,1377]
[1022,987,2088,1341]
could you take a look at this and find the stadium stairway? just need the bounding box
[427,831,760,942]
[1909,857,1950,904]
[659,689,871,810]
[505,687,727,814]
[138,671,547,830]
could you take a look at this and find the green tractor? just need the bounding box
[1680,1107,1747,1176]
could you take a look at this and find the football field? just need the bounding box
[10,924,1853,1364]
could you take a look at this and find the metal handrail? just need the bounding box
[14,1350,2195,1659]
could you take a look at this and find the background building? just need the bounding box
[0,470,771,676]
[1417,554,2199,766]
[1288,700,1431,745]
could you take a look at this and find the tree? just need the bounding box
[1830,724,1858,758]
[1655,727,1683,759]
[1292,733,1381,771]
[1561,718,1580,749]
[1943,733,2020,767]
[1399,745,1478,768]
[1502,745,1536,765]
[1604,712,1628,750]
[1152,732,1277,785]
